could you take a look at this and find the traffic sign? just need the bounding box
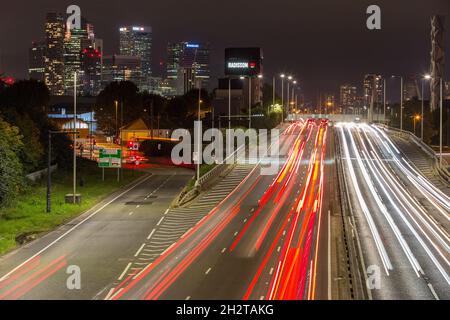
[98,149,122,168]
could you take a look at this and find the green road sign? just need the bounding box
[98,148,122,168]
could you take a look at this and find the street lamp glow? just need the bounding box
[424,74,431,80]
[258,74,263,79]
[288,76,293,80]
[280,74,285,78]
[240,76,245,80]
[293,80,297,84]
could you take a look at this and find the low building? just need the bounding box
[120,118,172,144]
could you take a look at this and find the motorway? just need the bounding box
[337,122,450,299]
[108,119,336,300]
[0,166,193,299]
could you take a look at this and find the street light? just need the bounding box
[391,75,404,131]
[421,74,431,140]
[413,114,420,136]
[280,74,285,122]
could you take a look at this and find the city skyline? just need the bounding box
[0,0,449,100]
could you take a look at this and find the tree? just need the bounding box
[95,81,142,135]
[0,80,71,172]
[0,117,24,208]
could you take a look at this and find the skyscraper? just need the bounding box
[403,75,420,101]
[44,12,65,96]
[29,41,46,81]
[102,54,142,86]
[340,84,357,113]
[363,74,383,106]
[119,26,152,89]
[81,47,102,96]
[64,25,90,95]
[167,42,210,95]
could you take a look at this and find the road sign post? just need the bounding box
[98,149,122,183]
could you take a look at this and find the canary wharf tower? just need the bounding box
[119,26,152,89]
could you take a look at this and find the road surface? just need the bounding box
[337,122,450,299]
[0,166,193,299]
[108,119,335,300]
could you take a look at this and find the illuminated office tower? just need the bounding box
[81,47,102,96]
[340,84,357,113]
[44,12,65,95]
[119,26,152,89]
[63,18,94,95]
[29,41,46,81]
[167,42,210,95]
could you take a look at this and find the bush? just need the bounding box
[0,117,24,208]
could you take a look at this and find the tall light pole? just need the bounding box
[228,77,231,130]
[439,77,443,167]
[292,80,297,112]
[114,100,118,139]
[383,78,386,124]
[196,82,202,185]
[391,75,404,130]
[248,77,251,129]
[400,76,404,131]
[287,76,292,117]
[73,72,77,204]
[421,74,431,140]
[272,75,275,110]
[280,74,285,122]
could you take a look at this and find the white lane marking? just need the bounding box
[277,246,281,252]
[205,267,212,275]
[185,296,191,300]
[221,248,227,254]
[260,296,265,300]
[269,267,274,275]
[234,231,238,236]
[0,174,153,282]
[129,211,134,216]
[136,205,140,209]
[117,262,132,281]
[428,284,440,300]
[156,216,165,226]
[104,288,116,300]
[328,210,332,300]
[147,229,156,240]
[108,287,123,300]
[164,209,169,215]
[134,243,146,257]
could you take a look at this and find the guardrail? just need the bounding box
[26,164,58,182]
[377,124,450,182]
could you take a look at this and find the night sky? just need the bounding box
[0,0,449,101]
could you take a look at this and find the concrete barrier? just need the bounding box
[25,164,58,182]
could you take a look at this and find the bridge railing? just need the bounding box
[377,124,450,182]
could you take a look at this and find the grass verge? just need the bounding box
[0,159,145,255]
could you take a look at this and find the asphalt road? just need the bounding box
[0,166,193,299]
[109,119,335,300]
[337,123,450,300]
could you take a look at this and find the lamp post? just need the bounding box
[413,115,420,136]
[421,74,431,141]
[73,72,77,204]
[287,76,292,117]
[228,77,231,130]
[272,75,275,110]
[47,130,77,213]
[196,83,202,186]
[383,78,386,124]
[114,100,118,140]
[390,75,404,130]
[280,74,285,122]
[439,77,443,167]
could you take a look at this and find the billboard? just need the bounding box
[225,47,262,77]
